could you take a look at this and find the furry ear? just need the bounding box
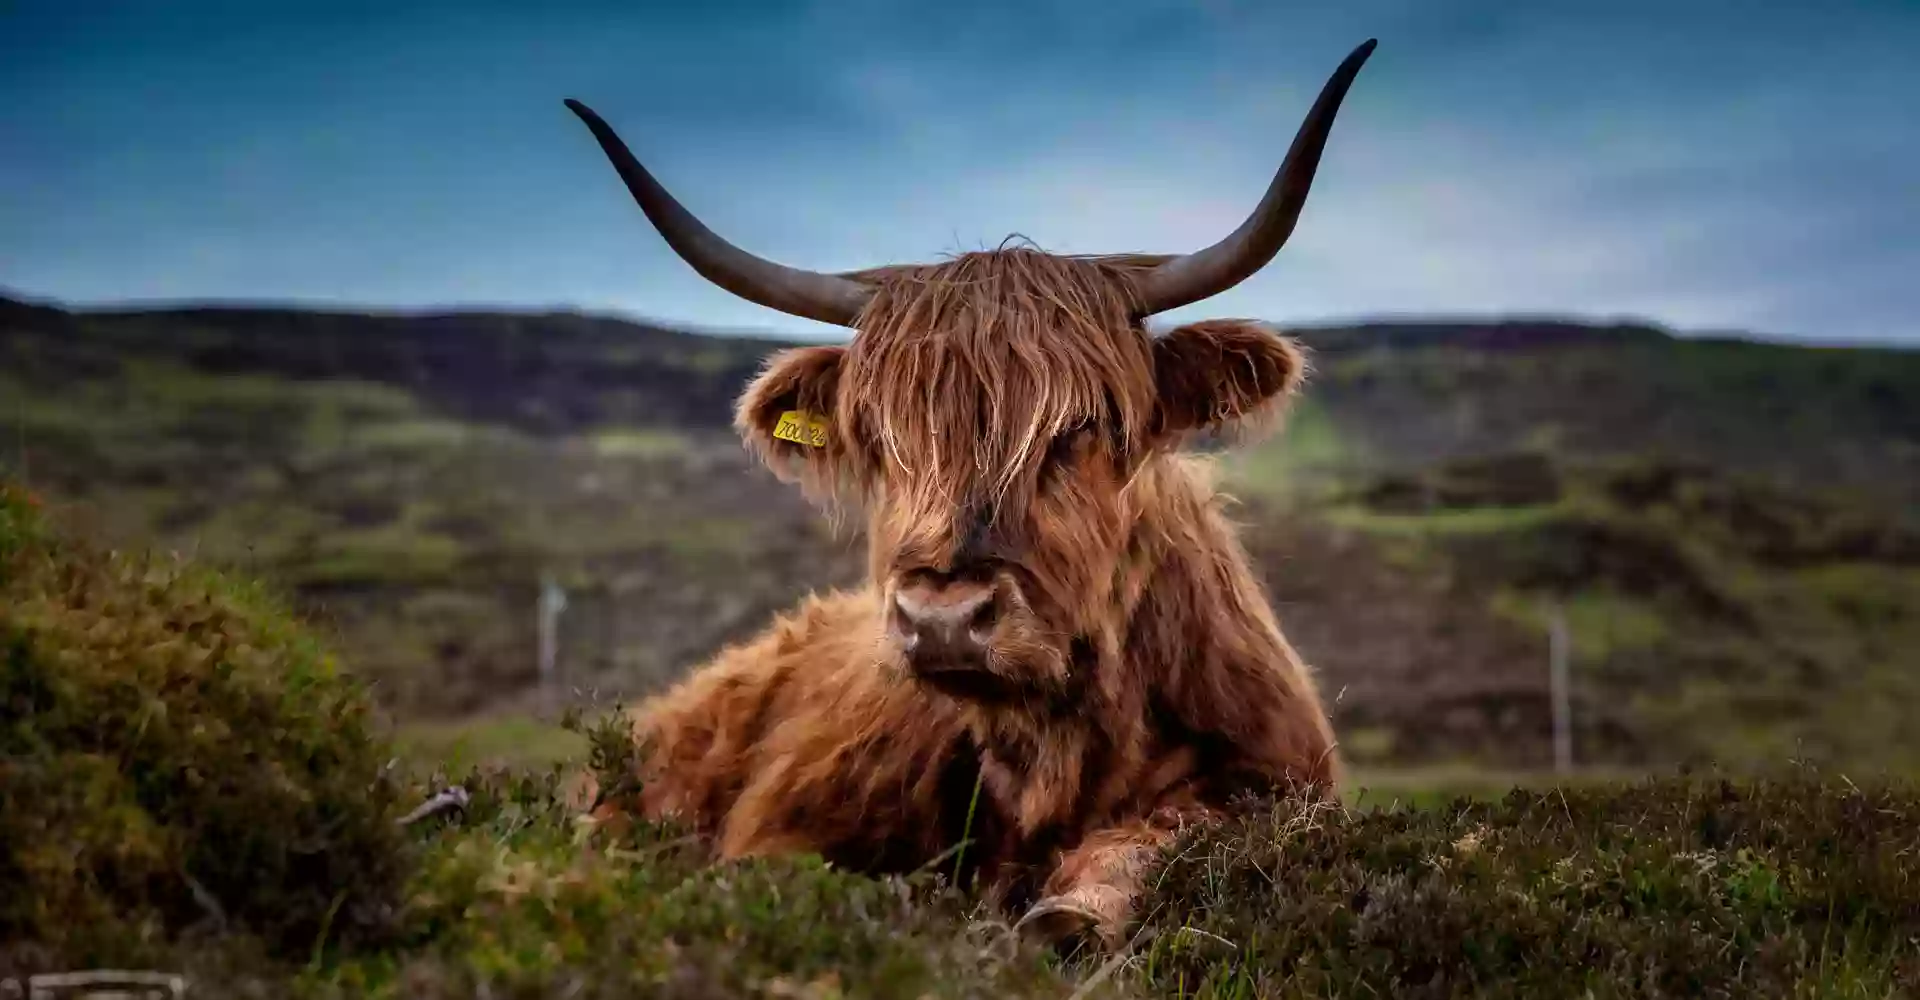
[1151,319,1308,438]
[735,345,849,488]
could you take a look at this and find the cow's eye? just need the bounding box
[1043,421,1095,472]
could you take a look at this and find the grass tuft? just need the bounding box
[1122,773,1919,998]
[4,477,1916,998]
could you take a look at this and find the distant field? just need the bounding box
[6,295,1918,780]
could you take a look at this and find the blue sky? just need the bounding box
[2,0,1914,345]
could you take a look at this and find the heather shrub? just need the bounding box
[1124,772,1920,998]
[0,482,1080,998]
[0,482,413,975]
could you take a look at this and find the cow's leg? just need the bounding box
[572,645,793,839]
[1016,809,1205,950]
[716,714,983,870]
[572,591,980,874]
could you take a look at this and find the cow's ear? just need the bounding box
[1150,319,1308,440]
[736,344,851,489]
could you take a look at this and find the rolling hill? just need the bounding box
[3,291,1916,776]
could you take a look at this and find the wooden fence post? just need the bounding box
[1548,601,1573,774]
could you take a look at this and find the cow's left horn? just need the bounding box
[1133,38,1378,316]
[563,99,875,327]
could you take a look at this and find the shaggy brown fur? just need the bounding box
[584,247,1339,950]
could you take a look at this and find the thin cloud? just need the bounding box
[0,1,1911,345]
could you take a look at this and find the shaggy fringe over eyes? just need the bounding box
[739,245,1310,534]
[840,247,1168,506]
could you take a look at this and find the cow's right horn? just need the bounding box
[564,99,875,327]
[1133,38,1378,317]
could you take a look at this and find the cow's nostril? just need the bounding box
[889,595,917,639]
[965,592,1000,635]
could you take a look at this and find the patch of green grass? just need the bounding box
[1218,396,1361,498]
[1804,562,1920,618]
[297,523,466,587]
[1336,726,1399,764]
[586,427,692,460]
[352,418,484,453]
[679,347,752,375]
[1340,765,1644,812]
[0,357,458,494]
[1323,502,1564,537]
[659,515,766,559]
[1489,587,1671,661]
[111,360,425,456]
[166,496,338,566]
[394,717,589,776]
[519,511,769,565]
[0,372,114,439]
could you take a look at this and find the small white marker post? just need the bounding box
[538,573,568,715]
[1548,601,1573,774]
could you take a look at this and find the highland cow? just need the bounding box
[563,39,1378,950]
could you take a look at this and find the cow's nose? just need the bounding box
[889,578,1000,662]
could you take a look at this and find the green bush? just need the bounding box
[0,482,413,975]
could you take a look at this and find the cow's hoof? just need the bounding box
[1014,895,1101,948]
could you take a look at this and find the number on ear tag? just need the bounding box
[772,410,830,448]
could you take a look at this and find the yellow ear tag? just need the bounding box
[772,410,831,449]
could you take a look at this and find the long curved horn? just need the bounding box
[1133,39,1378,316]
[563,99,874,327]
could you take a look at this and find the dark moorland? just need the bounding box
[4,293,1919,996]
[5,292,1916,776]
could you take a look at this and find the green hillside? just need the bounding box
[2,293,1916,778]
